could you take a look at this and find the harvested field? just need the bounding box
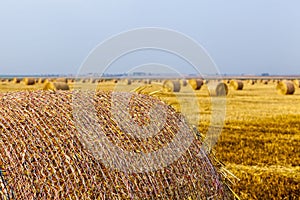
[0,90,233,199]
[0,79,299,199]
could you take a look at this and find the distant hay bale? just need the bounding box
[180,79,187,87]
[263,80,269,85]
[91,79,98,83]
[163,80,181,92]
[40,78,49,84]
[143,79,151,84]
[229,80,243,90]
[12,78,22,84]
[125,79,132,85]
[247,80,255,85]
[81,78,92,83]
[43,82,70,91]
[276,81,295,95]
[188,79,203,90]
[23,78,35,85]
[55,78,68,83]
[293,79,300,88]
[214,82,229,96]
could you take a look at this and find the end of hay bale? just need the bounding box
[23,78,36,85]
[163,80,181,92]
[229,80,243,90]
[180,79,187,87]
[276,81,295,95]
[188,79,203,90]
[55,78,68,83]
[125,79,132,85]
[293,79,300,88]
[12,78,22,84]
[43,82,70,91]
[215,82,229,96]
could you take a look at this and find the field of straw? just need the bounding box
[0,78,299,199]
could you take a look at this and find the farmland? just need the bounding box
[0,78,300,199]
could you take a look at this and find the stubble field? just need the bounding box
[0,78,299,199]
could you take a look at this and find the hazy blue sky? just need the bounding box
[0,0,299,75]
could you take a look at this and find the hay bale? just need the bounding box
[143,79,151,84]
[125,79,132,85]
[188,79,203,90]
[229,80,243,90]
[91,79,98,83]
[0,91,234,199]
[276,81,295,95]
[55,78,68,83]
[180,79,187,87]
[247,80,255,85]
[39,78,49,84]
[12,78,22,84]
[213,82,229,96]
[43,82,70,91]
[163,80,181,92]
[23,78,35,85]
[293,79,300,88]
[263,80,269,85]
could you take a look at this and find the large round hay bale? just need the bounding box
[276,81,295,95]
[293,79,300,88]
[7,78,13,82]
[0,91,234,199]
[229,80,243,90]
[43,82,70,91]
[247,80,255,85]
[91,79,98,83]
[125,79,132,85]
[12,78,22,84]
[39,78,49,84]
[23,78,35,85]
[143,79,151,84]
[214,82,229,96]
[163,80,181,92]
[180,79,187,87]
[55,78,68,83]
[188,79,203,90]
[263,80,269,85]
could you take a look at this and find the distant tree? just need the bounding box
[261,73,270,76]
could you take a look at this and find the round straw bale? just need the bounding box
[180,79,187,87]
[40,78,49,84]
[55,78,68,83]
[23,78,35,85]
[214,82,229,96]
[276,81,295,95]
[91,79,98,83]
[43,82,70,91]
[188,79,203,90]
[163,80,181,92]
[247,79,255,85]
[293,79,300,88]
[0,91,234,199]
[12,78,22,83]
[143,79,151,84]
[229,80,243,90]
[263,80,269,85]
[125,79,132,85]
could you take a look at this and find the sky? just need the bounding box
[0,0,299,75]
